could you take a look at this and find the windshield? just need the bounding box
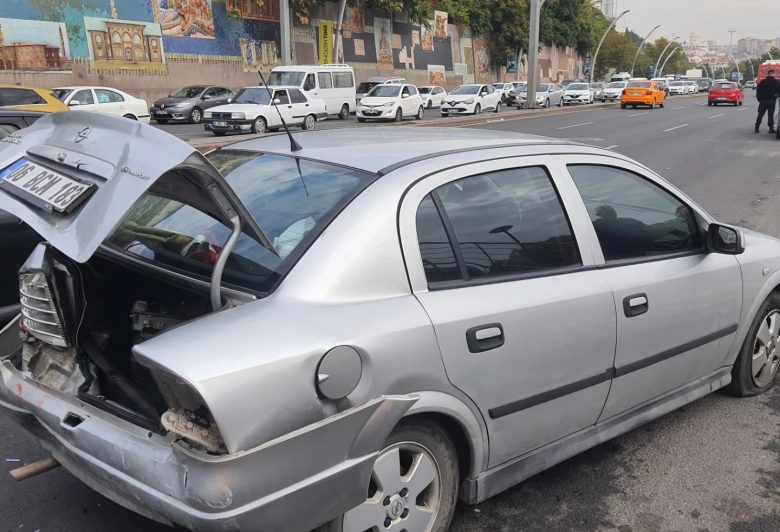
[592,83,604,88]
[357,82,380,94]
[419,87,432,94]
[451,85,480,95]
[170,86,206,98]
[105,152,376,294]
[536,84,551,92]
[606,82,626,88]
[567,84,589,90]
[492,83,504,88]
[367,85,401,97]
[267,71,305,86]
[627,82,651,88]
[234,88,271,105]
[51,88,73,101]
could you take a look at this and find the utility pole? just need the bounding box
[631,24,661,77]
[654,36,680,77]
[280,0,292,65]
[334,0,348,64]
[525,0,545,109]
[589,9,630,84]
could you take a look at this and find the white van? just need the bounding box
[268,64,356,120]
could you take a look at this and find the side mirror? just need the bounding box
[227,98,233,103]
[401,93,409,99]
[707,223,745,255]
[68,100,81,106]
[273,98,281,104]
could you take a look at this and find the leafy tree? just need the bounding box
[593,30,637,80]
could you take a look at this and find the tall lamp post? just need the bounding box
[658,46,680,77]
[589,10,631,84]
[654,36,681,77]
[740,52,756,79]
[525,0,548,110]
[631,24,661,77]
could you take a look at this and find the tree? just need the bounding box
[593,30,637,80]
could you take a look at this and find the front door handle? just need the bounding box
[623,293,649,317]
[466,323,504,353]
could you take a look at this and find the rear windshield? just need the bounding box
[451,85,480,95]
[267,71,305,87]
[105,152,376,294]
[367,85,401,97]
[627,82,651,88]
[567,84,589,90]
[714,82,736,89]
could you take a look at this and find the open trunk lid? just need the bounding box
[0,111,274,263]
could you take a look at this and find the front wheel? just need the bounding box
[620,103,627,109]
[543,99,550,108]
[416,106,424,120]
[558,98,564,107]
[650,99,656,109]
[727,292,780,396]
[473,103,481,115]
[357,117,367,123]
[322,421,459,532]
[338,104,349,120]
[494,101,502,113]
[251,116,266,134]
[394,107,403,122]
[302,114,316,131]
[190,107,203,124]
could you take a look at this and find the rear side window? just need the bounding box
[333,72,354,88]
[0,88,45,106]
[95,89,124,103]
[568,165,701,262]
[289,89,306,104]
[417,167,581,284]
[318,72,333,89]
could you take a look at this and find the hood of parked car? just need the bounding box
[0,111,275,263]
[153,97,194,108]
[446,93,481,103]
[207,103,264,114]
[564,89,590,96]
[359,96,398,107]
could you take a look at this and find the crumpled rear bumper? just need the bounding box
[0,359,416,531]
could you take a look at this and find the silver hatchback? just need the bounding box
[0,113,779,532]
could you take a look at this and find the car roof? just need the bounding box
[223,127,580,175]
[0,84,51,91]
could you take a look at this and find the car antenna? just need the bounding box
[258,70,302,152]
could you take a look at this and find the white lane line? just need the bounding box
[738,107,748,112]
[557,121,594,130]
[708,113,725,119]
[605,144,619,150]
[671,106,686,110]
[662,124,689,132]
[627,112,648,117]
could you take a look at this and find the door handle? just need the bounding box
[623,293,649,317]
[466,323,504,353]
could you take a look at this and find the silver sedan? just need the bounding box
[0,113,778,532]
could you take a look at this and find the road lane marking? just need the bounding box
[627,112,648,117]
[708,114,725,119]
[671,106,686,110]
[738,108,748,112]
[663,124,689,132]
[606,145,619,150]
[557,121,594,130]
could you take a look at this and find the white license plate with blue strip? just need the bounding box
[0,157,92,213]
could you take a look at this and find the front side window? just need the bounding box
[568,165,701,262]
[273,90,290,105]
[106,152,376,294]
[418,167,580,283]
[171,86,206,98]
[0,88,45,106]
[235,88,271,105]
[318,72,333,89]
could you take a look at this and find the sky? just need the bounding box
[613,0,779,45]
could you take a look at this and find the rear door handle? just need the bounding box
[623,293,649,317]
[466,323,504,353]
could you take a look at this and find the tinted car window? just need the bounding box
[416,195,461,283]
[96,89,124,103]
[568,165,701,262]
[0,123,20,137]
[0,88,45,106]
[318,72,333,89]
[434,167,580,280]
[289,89,306,104]
[72,89,94,105]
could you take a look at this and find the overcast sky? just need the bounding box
[613,0,778,44]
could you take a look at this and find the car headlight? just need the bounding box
[203,111,212,119]
[172,102,187,108]
[383,102,395,107]
[231,112,245,119]
[464,98,475,104]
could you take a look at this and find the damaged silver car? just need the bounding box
[0,112,779,532]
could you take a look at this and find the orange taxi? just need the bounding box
[0,84,68,113]
[620,80,666,109]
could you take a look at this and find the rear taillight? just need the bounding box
[19,272,67,348]
[646,90,653,95]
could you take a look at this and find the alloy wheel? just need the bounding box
[752,310,780,388]
[191,108,202,124]
[342,442,441,532]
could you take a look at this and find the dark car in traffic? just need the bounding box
[150,85,234,125]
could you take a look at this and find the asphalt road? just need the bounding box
[2,95,780,532]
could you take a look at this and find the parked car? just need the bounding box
[696,78,713,92]
[601,81,628,101]
[203,85,327,135]
[356,83,424,122]
[668,81,688,95]
[269,64,356,119]
[511,83,564,108]
[53,86,150,124]
[591,82,606,101]
[621,80,667,109]
[355,77,407,107]
[441,84,502,116]
[708,81,743,106]
[650,78,670,97]
[563,82,594,105]
[492,82,515,103]
[150,85,234,124]
[511,81,528,91]
[0,113,778,532]
[418,85,447,109]
[0,84,68,113]
[745,80,757,90]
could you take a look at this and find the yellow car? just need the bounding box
[620,80,667,109]
[0,84,69,113]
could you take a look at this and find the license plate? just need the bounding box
[155,110,168,115]
[630,92,641,96]
[213,121,228,127]
[0,158,92,213]
[364,111,380,116]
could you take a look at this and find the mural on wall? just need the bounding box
[373,17,393,68]
[473,36,491,83]
[433,11,448,39]
[0,17,71,71]
[155,0,216,39]
[428,64,445,85]
[84,16,166,73]
[240,37,277,72]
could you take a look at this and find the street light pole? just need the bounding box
[658,46,680,77]
[654,36,680,77]
[589,10,631,84]
[631,24,661,77]
[279,0,292,65]
[740,52,755,79]
[525,0,546,109]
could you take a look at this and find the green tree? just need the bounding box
[593,30,637,80]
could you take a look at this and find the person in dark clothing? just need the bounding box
[755,70,780,133]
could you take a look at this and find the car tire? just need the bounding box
[544,99,550,108]
[494,101,502,113]
[416,106,424,120]
[558,98,563,107]
[302,114,316,131]
[394,107,403,122]
[620,104,627,109]
[190,107,202,124]
[154,118,169,124]
[650,99,656,109]
[474,103,481,115]
[726,292,780,397]
[251,116,266,134]
[708,102,713,106]
[122,114,137,121]
[739,101,743,106]
[212,131,226,136]
[357,117,366,123]
[427,100,433,109]
[440,113,448,117]
[338,104,349,120]
[318,420,459,532]
[660,101,665,108]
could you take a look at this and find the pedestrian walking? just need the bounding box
[755,69,780,133]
